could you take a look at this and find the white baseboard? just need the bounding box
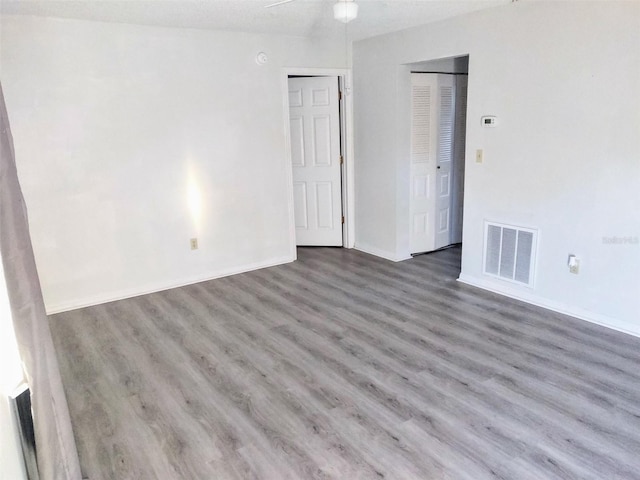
[457,273,640,339]
[354,243,412,263]
[46,255,296,315]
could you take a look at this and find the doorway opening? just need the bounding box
[408,55,469,262]
[284,70,353,250]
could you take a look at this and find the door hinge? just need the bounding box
[339,90,343,101]
[342,216,345,225]
[340,155,344,165]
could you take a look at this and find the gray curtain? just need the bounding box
[0,83,81,479]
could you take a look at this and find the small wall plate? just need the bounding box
[481,115,497,127]
[255,52,268,65]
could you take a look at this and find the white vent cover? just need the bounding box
[483,222,537,286]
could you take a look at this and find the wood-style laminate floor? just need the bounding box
[50,247,640,480]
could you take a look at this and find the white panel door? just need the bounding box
[410,74,438,254]
[288,77,342,246]
[410,73,457,254]
[434,75,456,250]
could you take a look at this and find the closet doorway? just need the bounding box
[409,56,468,255]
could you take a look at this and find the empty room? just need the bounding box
[1,0,639,479]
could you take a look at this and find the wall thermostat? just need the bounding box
[481,116,497,127]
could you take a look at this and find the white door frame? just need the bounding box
[282,67,355,258]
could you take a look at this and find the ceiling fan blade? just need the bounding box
[264,0,296,8]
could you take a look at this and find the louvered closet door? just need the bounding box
[410,73,457,254]
[434,74,456,250]
[410,74,438,254]
[451,75,468,245]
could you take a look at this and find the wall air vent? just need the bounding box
[483,221,537,287]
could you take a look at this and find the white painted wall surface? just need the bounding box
[354,1,640,334]
[0,15,345,312]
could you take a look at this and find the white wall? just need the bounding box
[0,15,346,312]
[354,1,640,334]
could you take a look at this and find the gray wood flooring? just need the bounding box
[50,247,640,480]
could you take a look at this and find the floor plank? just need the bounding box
[50,247,640,480]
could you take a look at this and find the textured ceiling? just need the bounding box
[0,0,510,41]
